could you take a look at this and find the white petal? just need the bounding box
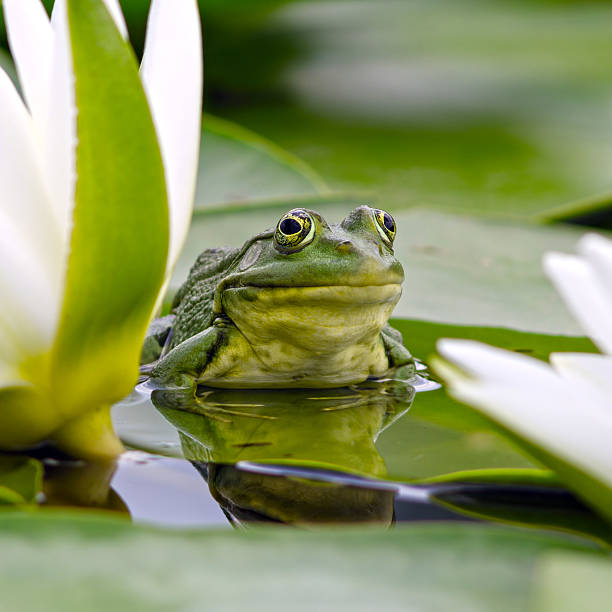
[437,339,559,385]
[544,252,612,355]
[439,339,612,490]
[0,208,58,358]
[579,233,612,304]
[2,0,54,133]
[45,0,76,250]
[448,378,612,490]
[0,69,63,334]
[550,352,612,421]
[140,0,203,276]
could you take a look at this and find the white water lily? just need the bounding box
[437,233,612,521]
[0,0,201,458]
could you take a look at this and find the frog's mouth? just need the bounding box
[224,283,402,308]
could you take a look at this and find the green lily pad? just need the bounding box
[0,457,42,505]
[196,114,328,211]
[532,551,612,612]
[391,319,597,367]
[0,512,605,611]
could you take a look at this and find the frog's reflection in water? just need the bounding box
[151,381,415,527]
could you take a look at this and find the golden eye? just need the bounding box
[274,209,315,252]
[373,209,396,245]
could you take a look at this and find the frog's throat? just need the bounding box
[212,284,402,387]
[221,284,402,349]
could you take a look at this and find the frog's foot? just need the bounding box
[392,363,417,381]
[381,324,415,381]
[149,326,223,395]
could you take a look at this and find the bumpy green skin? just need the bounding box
[143,205,414,389]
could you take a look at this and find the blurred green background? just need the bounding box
[4,0,612,332]
[4,0,612,219]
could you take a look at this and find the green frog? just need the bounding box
[142,205,414,389]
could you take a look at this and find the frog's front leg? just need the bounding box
[381,324,415,380]
[150,326,224,393]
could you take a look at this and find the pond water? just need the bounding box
[106,375,610,541]
[21,371,608,543]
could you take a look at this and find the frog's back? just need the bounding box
[170,246,239,347]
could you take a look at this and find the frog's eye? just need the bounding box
[373,209,396,245]
[274,209,315,252]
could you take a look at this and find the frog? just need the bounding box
[141,205,414,390]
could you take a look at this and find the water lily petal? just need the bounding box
[543,251,612,355]
[438,339,612,490]
[45,0,76,249]
[2,0,53,132]
[140,0,203,276]
[550,352,612,420]
[448,382,612,490]
[0,68,61,255]
[0,69,62,350]
[437,338,559,385]
[0,208,58,358]
[579,233,612,303]
[51,0,168,418]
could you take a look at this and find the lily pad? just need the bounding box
[196,114,328,210]
[532,551,612,612]
[0,512,605,612]
[391,319,597,366]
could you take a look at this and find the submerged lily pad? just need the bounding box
[0,512,605,612]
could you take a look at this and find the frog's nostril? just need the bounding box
[336,240,353,254]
